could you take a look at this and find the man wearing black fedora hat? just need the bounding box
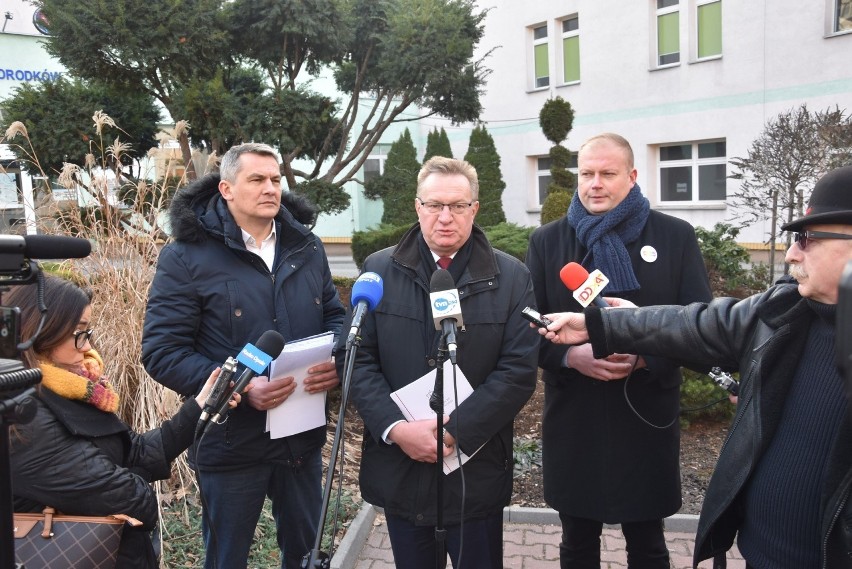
[533,164,852,568]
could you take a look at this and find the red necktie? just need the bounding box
[437,256,452,269]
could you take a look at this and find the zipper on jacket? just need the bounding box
[822,488,849,568]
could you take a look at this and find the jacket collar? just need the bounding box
[391,223,499,283]
[167,172,318,250]
[756,283,810,329]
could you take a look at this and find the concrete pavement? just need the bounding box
[330,504,745,569]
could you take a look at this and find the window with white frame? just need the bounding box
[696,0,721,58]
[532,24,550,89]
[656,0,680,66]
[838,0,852,32]
[363,143,391,185]
[658,140,726,203]
[560,16,580,84]
[536,157,553,206]
[536,153,578,206]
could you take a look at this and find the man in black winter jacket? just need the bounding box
[142,143,345,569]
[538,165,852,569]
[343,157,538,568]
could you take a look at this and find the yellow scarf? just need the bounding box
[39,349,120,413]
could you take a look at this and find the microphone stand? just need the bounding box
[428,336,450,569]
[302,336,360,569]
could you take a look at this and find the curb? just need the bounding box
[330,501,377,569]
[331,503,700,568]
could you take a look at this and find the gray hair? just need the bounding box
[219,143,279,182]
[416,156,479,200]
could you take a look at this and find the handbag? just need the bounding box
[13,507,142,569]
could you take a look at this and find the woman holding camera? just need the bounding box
[8,275,239,568]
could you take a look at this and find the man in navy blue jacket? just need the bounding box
[142,142,345,569]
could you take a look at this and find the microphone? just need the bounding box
[559,262,610,309]
[203,330,286,434]
[197,357,238,430]
[429,269,463,363]
[347,272,383,346]
[0,234,91,259]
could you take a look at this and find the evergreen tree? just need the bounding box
[464,125,506,226]
[1,77,160,183]
[424,127,453,161]
[538,96,576,224]
[364,129,420,225]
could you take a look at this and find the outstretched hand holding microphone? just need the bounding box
[535,262,642,380]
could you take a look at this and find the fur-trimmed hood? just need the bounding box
[167,172,318,243]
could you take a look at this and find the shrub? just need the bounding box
[483,222,534,262]
[696,223,771,297]
[680,368,736,427]
[540,190,572,225]
[351,224,411,269]
[351,222,534,269]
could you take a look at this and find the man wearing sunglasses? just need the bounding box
[536,164,852,568]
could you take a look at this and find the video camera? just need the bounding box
[0,233,91,569]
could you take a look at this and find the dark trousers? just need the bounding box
[385,511,503,569]
[197,448,322,569]
[558,513,670,569]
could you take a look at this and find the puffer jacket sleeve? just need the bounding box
[125,398,203,482]
[142,246,218,396]
[10,400,160,529]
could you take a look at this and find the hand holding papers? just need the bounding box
[265,332,335,439]
[390,361,482,474]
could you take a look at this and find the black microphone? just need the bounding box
[429,269,463,364]
[196,357,238,431]
[346,272,383,346]
[204,330,286,433]
[0,234,92,259]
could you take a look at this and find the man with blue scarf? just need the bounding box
[526,133,712,568]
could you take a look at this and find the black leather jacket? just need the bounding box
[586,284,852,568]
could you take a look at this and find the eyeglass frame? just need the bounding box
[72,328,95,349]
[792,230,852,251]
[416,197,476,215]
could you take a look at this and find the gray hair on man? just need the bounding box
[417,156,480,200]
[219,143,279,183]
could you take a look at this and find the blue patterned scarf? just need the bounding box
[566,184,650,293]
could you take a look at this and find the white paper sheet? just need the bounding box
[390,361,482,474]
[265,332,335,439]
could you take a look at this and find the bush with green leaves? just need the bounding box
[696,222,771,297]
[539,190,572,226]
[680,368,736,427]
[351,224,412,269]
[483,222,534,262]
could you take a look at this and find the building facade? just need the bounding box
[421,0,852,247]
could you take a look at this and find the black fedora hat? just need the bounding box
[782,165,852,232]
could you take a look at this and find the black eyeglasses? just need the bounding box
[72,328,95,349]
[793,230,852,251]
[416,198,474,215]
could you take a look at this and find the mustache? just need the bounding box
[789,265,807,281]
